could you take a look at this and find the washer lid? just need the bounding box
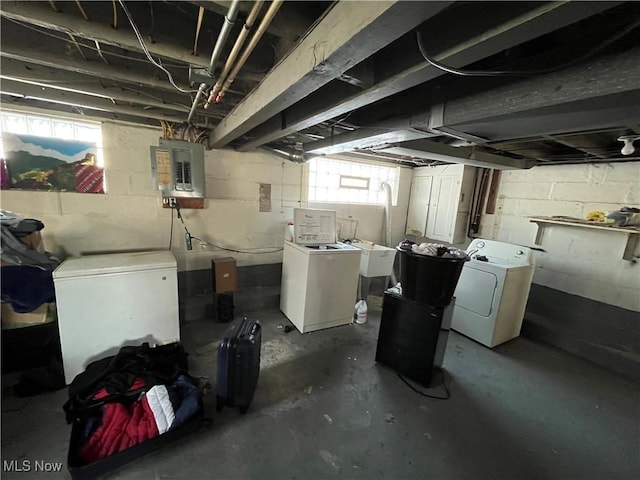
[293,208,337,245]
[53,251,176,279]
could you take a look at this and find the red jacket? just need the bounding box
[80,378,159,463]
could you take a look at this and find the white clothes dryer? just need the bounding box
[451,239,535,347]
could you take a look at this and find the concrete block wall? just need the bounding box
[0,112,413,328]
[1,114,412,275]
[476,162,639,378]
[479,162,640,312]
[1,121,304,270]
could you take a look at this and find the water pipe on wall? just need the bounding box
[381,181,398,286]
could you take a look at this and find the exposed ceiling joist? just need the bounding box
[0,59,194,105]
[1,1,636,167]
[0,51,249,97]
[442,46,640,130]
[0,76,197,115]
[377,139,537,170]
[455,94,640,144]
[208,0,453,148]
[1,94,173,128]
[303,44,640,163]
[303,114,434,155]
[191,0,309,41]
[0,79,219,125]
[545,135,610,159]
[304,129,431,156]
[0,50,191,94]
[0,1,211,68]
[234,1,622,151]
[235,80,364,152]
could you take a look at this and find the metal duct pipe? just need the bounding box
[187,0,241,124]
[206,0,264,108]
[217,0,282,100]
[381,181,398,287]
[261,146,310,164]
[381,182,393,248]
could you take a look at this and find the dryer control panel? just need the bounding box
[467,239,534,266]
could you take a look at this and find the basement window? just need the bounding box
[308,157,399,205]
[0,111,105,193]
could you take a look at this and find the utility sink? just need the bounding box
[352,240,396,277]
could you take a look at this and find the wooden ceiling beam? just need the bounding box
[191,1,308,41]
[234,1,622,151]
[0,50,193,94]
[0,79,223,126]
[209,0,452,148]
[1,1,210,68]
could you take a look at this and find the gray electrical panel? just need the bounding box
[150,139,205,198]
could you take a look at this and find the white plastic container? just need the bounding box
[352,240,396,277]
[354,299,368,324]
[285,222,294,241]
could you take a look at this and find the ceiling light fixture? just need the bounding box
[617,135,640,156]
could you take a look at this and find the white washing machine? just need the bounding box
[451,239,535,347]
[280,208,361,334]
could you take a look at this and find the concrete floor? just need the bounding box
[2,297,639,480]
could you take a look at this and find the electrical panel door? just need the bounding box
[150,139,205,198]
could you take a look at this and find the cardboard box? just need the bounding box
[212,257,237,293]
[18,231,44,252]
[1,302,55,330]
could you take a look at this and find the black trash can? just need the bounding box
[397,247,468,307]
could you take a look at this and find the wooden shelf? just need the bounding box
[162,197,204,209]
[529,216,640,261]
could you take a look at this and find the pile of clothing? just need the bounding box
[1,209,60,313]
[1,210,63,393]
[398,239,469,259]
[64,342,203,464]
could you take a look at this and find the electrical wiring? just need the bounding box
[112,0,118,29]
[4,17,190,68]
[194,130,208,143]
[117,86,191,111]
[117,0,199,94]
[190,235,284,254]
[172,204,283,254]
[168,203,174,250]
[397,370,450,400]
[416,17,640,77]
[160,120,176,139]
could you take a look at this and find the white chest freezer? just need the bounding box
[53,251,180,384]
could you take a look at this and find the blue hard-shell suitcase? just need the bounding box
[216,317,261,414]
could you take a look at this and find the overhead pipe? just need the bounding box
[215,0,283,102]
[261,146,310,164]
[381,182,393,248]
[205,0,264,109]
[187,0,241,124]
[381,181,398,287]
[469,168,491,236]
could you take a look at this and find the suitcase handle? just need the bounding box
[249,322,260,337]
